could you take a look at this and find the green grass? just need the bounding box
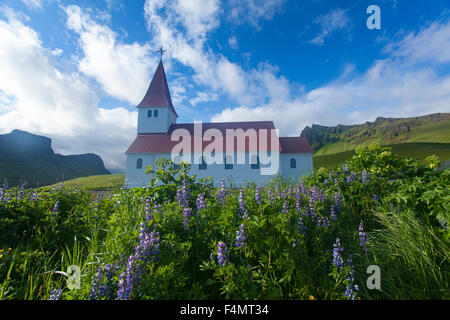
[314,142,450,170]
[56,174,125,190]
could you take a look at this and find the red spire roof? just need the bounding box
[138,59,178,117]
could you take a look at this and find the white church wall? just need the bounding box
[125,152,313,188]
[279,153,314,183]
[137,107,175,134]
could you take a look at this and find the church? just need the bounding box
[125,58,313,188]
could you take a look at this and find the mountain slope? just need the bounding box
[300,113,450,155]
[0,130,110,188]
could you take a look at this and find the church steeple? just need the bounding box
[138,59,178,118]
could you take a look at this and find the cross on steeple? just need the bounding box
[157,46,166,58]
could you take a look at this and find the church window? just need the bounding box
[251,155,260,169]
[147,110,152,118]
[225,155,233,170]
[154,109,158,117]
[136,158,143,169]
[199,156,207,170]
[290,158,297,169]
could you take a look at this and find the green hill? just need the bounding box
[58,174,125,191]
[301,113,450,156]
[313,142,450,170]
[0,130,110,188]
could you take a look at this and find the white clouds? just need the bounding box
[190,92,219,106]
[309,8,352,46]
[143,0,287,107]
[21,0,42,10]
[384,18,450,65]
[0,9,137,170]
[51,48,63,56]
[65,5,157,105]
[213,19,450,136]
[216,58,248,97]
[174,0,221,38]
[227,0,285,29]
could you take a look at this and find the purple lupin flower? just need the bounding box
[216,179,226,206]
[30,191,38,202]
[332,238,344,272]
[296,197,301,213]
[196,193,207,212]
[310,186,319,202]
[362,170,369,185]
[344,255,358,300]
[373,194,380,203]
[330,205,337,221]
[334,192,341,211]
[281,188,287,199]
[317,216,331,228]
[308,197,315,218]
[183,208,192,230]
[301,183,306,195]
[255,186,261,205]
[17,183,25,201]
[49,288,63,300]
[181,179,190,208]
[275,183,280,198]
[267,188,274,202]
[217,242,229,266]
[342,164,350,174]
[358,221,368,253]
[90,264,119,300]
[117,223,160,300]
[281,200,288,214]
[235,224,247,248]
[238,189,248,218]
[439,220,448,231]
[116,257,134,300]
[346,172,357,184]
[295,185,300,199]
[298,217,306,234]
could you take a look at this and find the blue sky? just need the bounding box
[0,0,449,170]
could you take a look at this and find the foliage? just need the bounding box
[0,144,448,300]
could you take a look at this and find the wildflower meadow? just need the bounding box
[0,144,448,300]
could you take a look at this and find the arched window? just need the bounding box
[136,158,143,169]
[251,154,260,169]
[154,109,158,117]
[225,155,233,170]
[199,156,207,170]
[147,110,152,118]
[290,158,296,169]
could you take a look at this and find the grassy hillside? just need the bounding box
[301,113,450,156]
[55,174,125,190]
[314,142,450,170]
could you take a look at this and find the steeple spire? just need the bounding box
[137,59,178,118]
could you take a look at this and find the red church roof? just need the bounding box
[138,59,178,117]
[279,137,313,153]
[126,121,313,154]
